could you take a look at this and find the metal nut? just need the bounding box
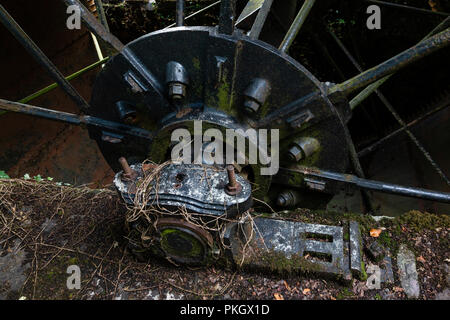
[169,83,186,99]
[244,100,260,114]
[243,78,271,115]
[287,137,320,162]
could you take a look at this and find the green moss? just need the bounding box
[360,260,367,281]
[343,232,349,241]
[292,210,377,234]
[24,254,89,299]
[160,228,203,258]
[192,57,200,71]
[298,145,321,167]
[248,248,325,276]
[378,231,392,248]
[336,287,355,300]
[395,210,450,232]
[46,270,56,280]
[217,80,231,113]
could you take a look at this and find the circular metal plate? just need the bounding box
[89,27,349,190]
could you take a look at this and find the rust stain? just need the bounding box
[175,107,193,118]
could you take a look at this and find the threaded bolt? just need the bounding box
[225,165,242,195]
[277,190,300,207]
[118,157,136,181]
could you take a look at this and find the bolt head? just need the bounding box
[287,145,303,162]
[244,100,260,114]
[277,194,287,207]
[169,83,186,99]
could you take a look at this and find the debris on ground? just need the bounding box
[0,179,449,300]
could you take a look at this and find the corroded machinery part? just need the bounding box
[155,217,215,266]
[90,26,350,206]
[115,161,253,266]
[127,217,218,266]
[114,162,253,218]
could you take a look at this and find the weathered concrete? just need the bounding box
[349,221,363,279]
[397,244,420,299]
[380,255,394,283]
[230,218,354,281]
[366,240,386,263]
[434,288,450,300]
[0,240,30,299]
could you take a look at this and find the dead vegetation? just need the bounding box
[0,178,448,300]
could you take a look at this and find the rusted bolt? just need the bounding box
[118,157,137,181]
[244,100,260,114]
[225,165,242,196]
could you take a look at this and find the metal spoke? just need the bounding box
[328,28,450,97]
[350,17,450,110]
[62,0,167,102]
[236,0,264,26]
[255,29,449,129]
[0,57,110,117]
[275,167,450,203]
[0,4,91,112]
[249,0,273,39]
[358,98,450,158]
[279,0,316,53]
[219,0,237,35]
[366,0,449,17]
[0,99,152,141]
[176,0,185,27]
[62,0,123,52]
[93,0,110,31]
[86,0,112,58]
[344,127,375,213]
[164,1,221,30]
[329,29,450,186]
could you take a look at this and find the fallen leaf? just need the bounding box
[303,288,311,295]
[283,280,291,291]
[417,256,426,263]
[330,296,336,300]
[274,293,284,300]
[393,287,404,292]
[370,228,382,237]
